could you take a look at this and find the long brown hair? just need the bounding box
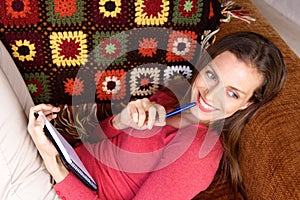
[192,32,287,198]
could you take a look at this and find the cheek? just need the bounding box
[223,101,246,117]
[224,100,241,117]
[192,74,206,90]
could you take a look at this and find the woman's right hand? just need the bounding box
[112,98,166,130]
[27,104,69,183]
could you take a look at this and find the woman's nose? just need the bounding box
[205,83,225,103]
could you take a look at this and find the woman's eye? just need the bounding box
[228,91,238,99]
[206,71,216,81]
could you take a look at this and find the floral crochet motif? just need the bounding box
[166,30,197,62]
[95,70,126,100]
[135,0,170,26]
[92,0,129,25]
[46,0,84,25]
[172,0,203,25]
[64,77,85,96]
[50,31,88,67]
[24,72,51,103]
[93,31,128,66]
[11,39,36,62]
[130,66,161,97]
[138,37,158,57]
[99,0,122,18]
[0,0,39,26]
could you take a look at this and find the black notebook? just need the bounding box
[38,111,98,191]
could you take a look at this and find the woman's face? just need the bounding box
[190,51,264,123]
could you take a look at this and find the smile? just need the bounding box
[197,94,217,112]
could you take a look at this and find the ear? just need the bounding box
[239,101,253,110]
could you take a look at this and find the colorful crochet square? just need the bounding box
[49,31,88,67]
[95,69,126,100]
[45,0,85,25]
[172,0,203,25]
[92,0,129,26]
[3,32,45,68]
[0,0,39,26]
[126,28,168,65]
[163,64,193,84]
[93,31,128,66]
[134,0,170,26]
[129,66,161,97]
[166,30,198,62]
[24,72,51,104]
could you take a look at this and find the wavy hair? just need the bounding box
[193,32,287,198]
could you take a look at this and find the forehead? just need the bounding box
[211,51,263,94]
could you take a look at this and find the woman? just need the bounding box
[7,32,286,199]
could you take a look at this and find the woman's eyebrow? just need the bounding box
[228,86,247,96]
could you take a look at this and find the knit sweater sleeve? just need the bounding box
[53,172,100,200]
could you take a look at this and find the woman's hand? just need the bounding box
[27,104,69,183]
[112,98,166,130]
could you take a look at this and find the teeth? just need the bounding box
[200,96,215,111]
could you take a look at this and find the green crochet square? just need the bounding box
[172,0,204,25]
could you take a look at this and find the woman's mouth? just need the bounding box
[197,93,217,113]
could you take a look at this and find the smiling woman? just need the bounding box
[190,51,264,122]
[197,31,287,198]
[23,31,287,200]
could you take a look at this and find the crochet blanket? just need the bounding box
[0,0,222,106]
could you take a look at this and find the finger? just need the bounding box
[147,106,156,129]
[28,114,45,138]
[135,100,146,127]
[29,105,43,128]
[31,104,54,113]
[44,105,60,116]
[128,103,139,123]
[46,113,58,121]
[29,104,59,119]
[28,104,57,129]
[155,105,166,126]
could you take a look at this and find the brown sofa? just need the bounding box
[194,0,300,199]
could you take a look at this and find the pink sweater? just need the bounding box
[54,91,223,200]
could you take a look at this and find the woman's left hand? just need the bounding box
[27,104,69,183]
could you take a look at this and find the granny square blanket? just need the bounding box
[0,0,222,105]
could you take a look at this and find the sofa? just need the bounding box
[0,0,299,199]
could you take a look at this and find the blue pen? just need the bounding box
[165,102,197,118]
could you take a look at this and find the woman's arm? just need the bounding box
[27,104,69,183]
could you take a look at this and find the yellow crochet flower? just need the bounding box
[49,31,88,67]
[135,0,169,26]
[99,0,122,18]
[11,39,36,62]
